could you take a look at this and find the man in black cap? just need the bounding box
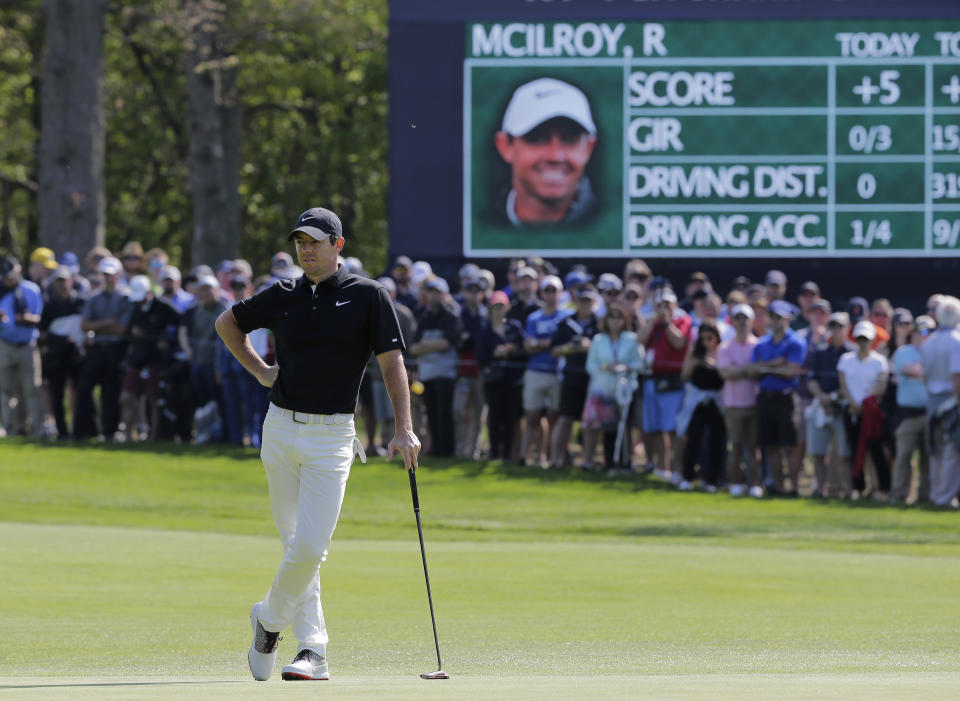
[216,207,420,682]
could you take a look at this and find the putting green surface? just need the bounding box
[1,441,959,699]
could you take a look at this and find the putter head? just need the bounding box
[420,670,450,680]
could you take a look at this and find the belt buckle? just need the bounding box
[291,411,308,424]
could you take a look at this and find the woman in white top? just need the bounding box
[583,303,642,471]
[838,320,890,496]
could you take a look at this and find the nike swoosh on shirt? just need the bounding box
[336,301,351,307]
[392,338,398,342]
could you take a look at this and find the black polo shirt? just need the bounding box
[231,265,405,413]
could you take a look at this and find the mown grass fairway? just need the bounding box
[1,440,959,699]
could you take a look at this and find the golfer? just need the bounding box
[216,207,420,681]
[494,77,598,226]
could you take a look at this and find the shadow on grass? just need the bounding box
[4,436,259,461]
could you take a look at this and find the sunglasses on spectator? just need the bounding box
[624,292,639,300]
[895,320,913,326]
[602,289,619,296]
[871,310,890,317]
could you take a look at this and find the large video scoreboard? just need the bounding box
[464,20,960,258]
[388,0,960,273]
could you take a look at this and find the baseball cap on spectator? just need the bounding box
[655,288,678,304]
[853,320,876,340]
[731,303,755,320]
[394,255,413,271]
[0,256,18,277]
[691,288,710,302]
[765,269,787,286]
[732,275,751,290]
[769,299,794,318]
[288,207,342,242]
[847,296,868,322]
[193,264,215,280]
[464,276,488,291]
[98,256,123,275]
[650,275,670,290]
[344,256,364,274]
[30,247,58,270]
[565,269,593,287]
[915,315,936,335]
[57,251,80,274]
[829,312,850,327]
[160,265,181,282]
[458,262,480,279]
[271,251,294,272]
[516,266,537,280]
[799,281,820,296]
[597,273,623,292]
[489,290,510,307]
[501,78,597,137]
[377,276,397,293]
[810,299,832,314]
[196,274,219,289]
[539,275,563,292]
[233,259,253,280]
[689,271,709,284]
[217,259,237,274]
[625,259,652,279]
[479,269,496,292]
[120,241,144,259]
[51,265,72,281]
[892,307,914,326]
[424,276,449,294]
[411,261,433,286]
[576,287,598,301]
[230,275,250,289]
[127,275,152,302]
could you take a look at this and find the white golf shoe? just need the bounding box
[248,602,281,681]
[282,648,330,681]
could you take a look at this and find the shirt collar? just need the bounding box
[298,264,349,293]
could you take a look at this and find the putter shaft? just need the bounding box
[409,470,445,675]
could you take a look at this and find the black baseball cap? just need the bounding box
[0,256,19,276]
[288,207,342,242]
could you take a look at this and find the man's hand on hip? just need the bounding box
[387,430,421,472]
[256,364,279,388]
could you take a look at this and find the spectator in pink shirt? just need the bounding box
[716,303,760,497]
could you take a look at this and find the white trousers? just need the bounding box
[257,403,362,654]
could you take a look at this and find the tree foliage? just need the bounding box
[1,0,388,275]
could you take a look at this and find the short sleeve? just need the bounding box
[950,342,960,375]
[371,286,406,355]
[232,283,278,334]
[787,336,807,365]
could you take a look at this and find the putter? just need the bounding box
[408,469,450,680]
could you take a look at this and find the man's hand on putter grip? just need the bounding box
[387,430,421,471]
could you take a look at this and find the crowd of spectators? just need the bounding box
[2,243,960,507]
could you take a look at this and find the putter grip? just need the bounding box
[408,469,420,512]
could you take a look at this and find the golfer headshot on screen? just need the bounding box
[494,77,598,226]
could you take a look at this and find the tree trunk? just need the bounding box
[37,0,107,257]
[184,0,241,268]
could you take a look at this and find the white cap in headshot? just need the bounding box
[197,274,220,289]
[731,303,755,320]
[501,78,597,137]
[127,275,153,303]
[160,265,181,282]
[852,320,876,341]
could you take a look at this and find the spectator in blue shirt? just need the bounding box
[889,315,934,504]
[520,274,571,466]
[751,299,807,495]
[0,256,46,437]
